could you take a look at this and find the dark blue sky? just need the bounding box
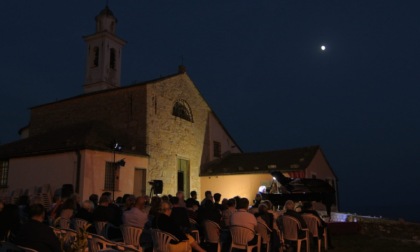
[1,1,420,220]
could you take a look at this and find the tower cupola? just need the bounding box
[83,6,126,93]
[95,5,117,33]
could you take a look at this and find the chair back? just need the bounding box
[302,214,327,252]
[16,245,38,252]
[301,214,320,237]
[203,220,221,243]
[280,215,309,252]
[59,217,71,229]
[151,229,182,252]
[121,225,143,249]
[203,220,222,252]
[60,228,79,250]
[280,215,300,241]
[256,217,272,252]
[90,233,118,252]
[51,226,63,239]
[229,225,260,252]
[74,218,89,232]
[94,221,108,236]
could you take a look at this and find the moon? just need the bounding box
[321,45,326,51]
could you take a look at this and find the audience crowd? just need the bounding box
[0,189,333,252]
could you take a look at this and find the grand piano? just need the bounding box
[262,171,336,216]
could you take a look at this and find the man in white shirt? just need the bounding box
[122,196,148,228]
[230,197,258,244]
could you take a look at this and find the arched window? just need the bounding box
[172,99,193,122]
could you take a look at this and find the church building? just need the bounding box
[0,6,337,209]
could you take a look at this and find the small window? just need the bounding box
[90,47,99,68]
[110,48,116,69]
[0,160,9,188]
[213,141,221,158]
[104,161,120,191]
[172,100,193,122]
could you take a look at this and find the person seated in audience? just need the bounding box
[140,196,161,251]
[185,191,200,209]
[221,198,236,228]
[74,200,95,233]
[252,193,262,209]
[221,198,228,211]
[213,193,223,212]
[200,191,213,206]
[230,197,258,246]
[197,199,222,225]
[93,194,122,239]
[0,200,20,241]
[176,191,187,208]
[122,196,148,228]
[17,195,30,224]
[255,202,281,251]
[59,196,78,221]
[15,204,61,252]
[89,194,99,209]
[152,201,206,252]
[277,200,307,251]
[122,194,136,211]
[255,203,273,229]
[169,196,190,233]
[301,201,334,249]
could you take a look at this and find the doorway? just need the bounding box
[133,168,146,196]
[177,158,190,196]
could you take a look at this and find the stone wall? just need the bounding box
[146,74,211,196]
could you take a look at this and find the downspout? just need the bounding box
[75,150,81,194]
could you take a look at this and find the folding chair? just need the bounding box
[74,218,90,232]
[229,225,260,252]
[302,214,328,252]
[16,245,39,252]
[280,215,310,252]
[256,218,272,252]
[150,229,189,252]
[90,233,120,252]
[203,220,222,252]
[120,225,143,251]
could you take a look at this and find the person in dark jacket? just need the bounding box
[152,201,205,252]
[15,204,61,252]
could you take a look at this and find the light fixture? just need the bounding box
[116,158,125,167]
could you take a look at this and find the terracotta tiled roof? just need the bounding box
[200,145,320,176]
[0,122,147,159]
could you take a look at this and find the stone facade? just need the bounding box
[147,73,212,196]
[7,72,239,199]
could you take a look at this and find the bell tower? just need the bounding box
[83,6,126,93]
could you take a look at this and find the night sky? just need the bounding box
[1,1,420,221]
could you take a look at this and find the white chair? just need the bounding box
[229,225,260,252]
[302,214,328,252]
[74,218,90,231]
[59,217,71,229]
[94,221,108,236]
[16,245,39,252]
[150,229,189,252]
[280,215,310,252]
[51,226,64,239]
[90,233,119,252]
[203,220,222,252]
[256,217,272,252]
[120,225,143,251]
[188,218,200,243]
